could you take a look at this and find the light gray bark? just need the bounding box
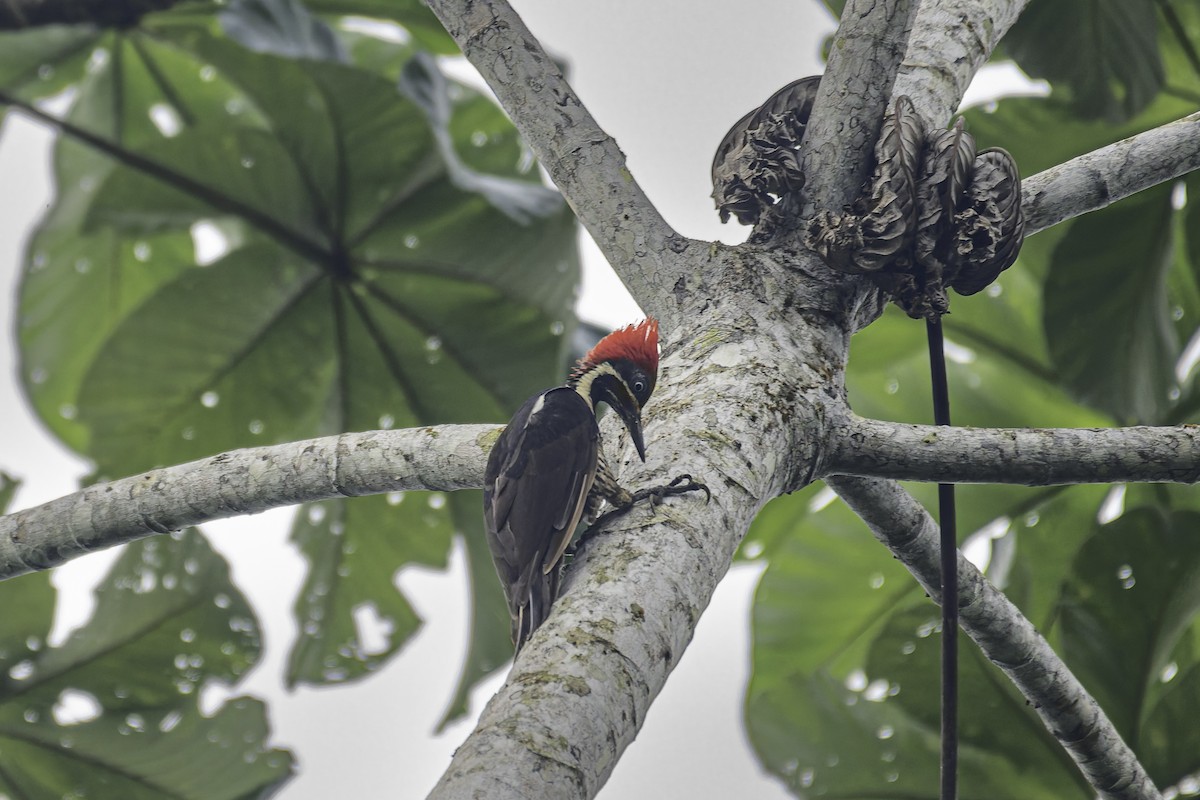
[826,413,1200,484]
[0,425,499,579]
[1023,111,1200,235]
[14,408,1200,584]
[799,0,917,212]
[893,0,1029,123]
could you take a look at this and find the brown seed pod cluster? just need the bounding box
[710,76,821,226]
[806,96,926,275]
[712,82,1025,318]
[804,98,1024,318]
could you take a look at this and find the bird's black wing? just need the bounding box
[483,387,599,646]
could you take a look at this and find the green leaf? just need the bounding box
[864,606,1090,798]
[307,0,459,54]
[12,0,577,722]
[0,25,99,102]
[17,30,270,451]
[849,303,1108,430]
[0,696,291,800]
[1000,484,1110,628]
[1043,185,1180,424]
[739,482,825,560]
[21,534,262,705]
[338,26,420,80]
[400,52,563,224]
[963,90,1200,425]
[0,531,293,799]
[219,0,349,62]
[747,668,940,796]
[1141,662,1200,786]
[963,91,1198,180]
[0,571,55,684]
[943,251,1053,375]
[1004,0,1163,121]
[85,123,327,244]
[287,492,451,687]
[75,243,330,473]
[24,28,577,473]
[748,604,1090,798]
[1159,0,1200,95]
[751,500,921,677]
[1058,508,1200,739]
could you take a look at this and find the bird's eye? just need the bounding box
[633,381,645,393]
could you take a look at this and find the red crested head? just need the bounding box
[568,318,659,459]
[583,318,659,375]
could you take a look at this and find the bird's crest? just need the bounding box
[572,318,659,380]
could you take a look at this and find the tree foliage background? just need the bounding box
[0,0,1198,797]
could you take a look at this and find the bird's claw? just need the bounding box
[630,474,711,507]
[576,475,712,554]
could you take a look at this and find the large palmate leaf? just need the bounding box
[0,532,292,798]
[963,84,1200,428]
[998,484,1110,629]
[1004,0,1163,121]
[17,29,256,453]
[1043,185,1183,424]
[747,487,1200,797]
[746,502,1093,799]
[1059,509,1200,750]
[14,10,578,709]
[750,501,921,681]
[287,490,451,686]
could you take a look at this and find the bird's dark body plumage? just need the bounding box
[483,387,600,647]
[483,318,660,653]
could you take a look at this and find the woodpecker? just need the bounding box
[483,318,684,652]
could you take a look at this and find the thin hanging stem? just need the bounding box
[926,316,958,800]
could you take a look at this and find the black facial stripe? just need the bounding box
[608,358,655,407]
[606,374,640,410]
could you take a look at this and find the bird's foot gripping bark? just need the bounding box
[624,474,712,509]
[570,475,711,556]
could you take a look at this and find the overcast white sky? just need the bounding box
[0,2,1037,797]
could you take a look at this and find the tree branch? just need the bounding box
[0,425,500,580]
[826,475,1162,800]
[893,0,1028,124]
[427,254,837,800]
[826,413,1200,484]
[799,0,917,212]
[1022,111,1200,236]
[422,0,696,324]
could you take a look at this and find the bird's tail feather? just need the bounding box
[513,566,562,653]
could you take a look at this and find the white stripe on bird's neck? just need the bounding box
[571,361,622,412]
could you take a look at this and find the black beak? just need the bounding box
[619,407,647,462]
